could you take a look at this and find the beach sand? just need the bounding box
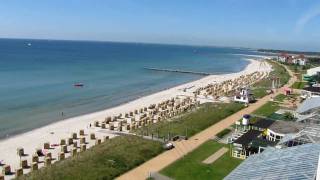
[0,58,271,178]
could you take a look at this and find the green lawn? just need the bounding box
[274,94,286,102]
[133,103,244,139]
[252,87,268,99]
[252,101,280,117]
[216,128,231,138]
[291,81,307,89]
[161,141,242,180]
[19,136,164,180]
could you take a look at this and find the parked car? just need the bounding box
[163,142,174,150]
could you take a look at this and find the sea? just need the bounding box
[0,39,267,139]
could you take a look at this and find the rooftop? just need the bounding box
[279,124,320,145]
[303,86,320,93]
[296,96,320,114]
[268,121,303,134]
[225,143,320,180]
[233,130,261,146]
[252,118,274,129]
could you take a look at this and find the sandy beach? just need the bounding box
[0,58,271,178]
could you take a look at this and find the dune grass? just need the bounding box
[252,61,290,98]
[18,136,163,180]
[161,140,242,180]
[134,102,244,139]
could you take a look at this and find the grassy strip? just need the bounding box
[291,81,307,89]
[133,103,244,139]
[274,94,286,102]
[161,141,242,180]
[252,101,280,117]
[18,136,164,180]
[216,128,231,138]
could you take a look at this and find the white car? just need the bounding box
[164,142,174,150]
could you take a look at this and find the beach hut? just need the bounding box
[35,148,44,157]
[17,147,24,157]
[67,138,73,145]
[45,152,52,159]
[73,141,78,148]
[71,148,77,156]
[20,159,28,168]
[58,152,65,160]
[90,133,96,140]
[80,137,86,144]
[61,145,67,153]
[71,132,77,139]
[31,162,38,171]
[101,123,106,129]
[95,139,102,145]
[60,139,66,146]
[45,157,51,167]
[106,116,112,123]
[80,144,86,152]
[32,154,39,163]
[15,168,23,178]
[79,129,85,136]
[43,142,50,149]
[2,165,11,175]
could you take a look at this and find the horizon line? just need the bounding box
[0,36,256,50]
[0,37,319,53]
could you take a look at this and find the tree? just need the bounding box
[283,112,295,121]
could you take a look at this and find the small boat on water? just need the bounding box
[74,83,84,87]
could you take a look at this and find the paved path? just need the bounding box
[202,147,229,164]
[117,62,296,180]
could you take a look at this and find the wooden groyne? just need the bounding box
[144,67,212,76]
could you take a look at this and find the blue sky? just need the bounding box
[0,0,320,51]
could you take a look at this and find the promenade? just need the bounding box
[117,62,296,180]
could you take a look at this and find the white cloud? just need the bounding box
[295,4,320,33]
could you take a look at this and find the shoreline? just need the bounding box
[0,58,272,176]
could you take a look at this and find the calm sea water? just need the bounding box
[0,39,264,139]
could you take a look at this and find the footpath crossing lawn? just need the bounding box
[161,141,242,180]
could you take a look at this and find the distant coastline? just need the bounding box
[258,48,320,56]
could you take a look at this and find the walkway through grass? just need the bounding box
[161,141,242,180]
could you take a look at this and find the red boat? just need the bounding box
[74,83,84,87]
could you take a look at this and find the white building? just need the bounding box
[293,54,307,66]
[307,66,320,76]
[234,87,255,104]
[266,121,303,141]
